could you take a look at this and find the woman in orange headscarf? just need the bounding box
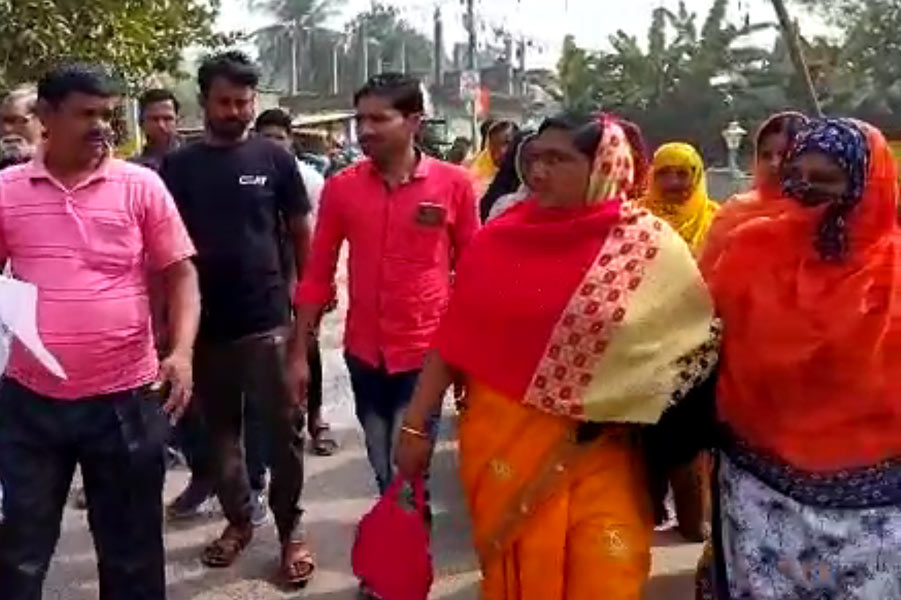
[698,118,901,599]
[699,112,808,274]
[396,113,719,600]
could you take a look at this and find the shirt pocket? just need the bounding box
[85,217,141,275]
[388,201,449,266]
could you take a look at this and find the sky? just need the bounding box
[217,0,827,69]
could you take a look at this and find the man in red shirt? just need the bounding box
[290,73,478,494]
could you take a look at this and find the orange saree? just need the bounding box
[434,119,719,599]
[459,382,652,600]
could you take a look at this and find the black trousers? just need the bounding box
[194,328,306,544]
[175,339,322,492]
[0,379,167,600]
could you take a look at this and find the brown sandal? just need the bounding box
[202,524,253,568]
[280,540,315,587]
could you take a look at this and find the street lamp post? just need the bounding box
[722,120,747,176]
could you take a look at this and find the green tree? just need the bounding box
[557,35,597,113]
[793,0,901,128]
[250,0,345,92]
[557,0,777,161]
[0,0,229,89]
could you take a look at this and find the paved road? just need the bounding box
[45,268,702,599]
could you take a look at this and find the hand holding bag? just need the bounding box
[352,476,433,600]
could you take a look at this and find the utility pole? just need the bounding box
[465,0,476,71]
[770,0,822,116]
[400,38,407,74]
[331,38,340,95]
[464,0,478,144]
[433,7,444,88]
[518,36,526,96]
[289,22,298,95]
[360,19,369,84]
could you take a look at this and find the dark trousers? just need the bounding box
[177,340,323,493]
[245,340,323,490]
[194,329,305,544]
[0,379,166,600]
[345,353,432,495]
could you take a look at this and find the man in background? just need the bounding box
[0,84,42,521]
[445,136,472,165]
[255,108,337,458]
[0,86,41,169]
[131,88,180,172]
[160,51,315,584]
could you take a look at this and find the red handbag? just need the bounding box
[352,476,433,600]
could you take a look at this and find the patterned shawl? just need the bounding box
[435,119,718,424]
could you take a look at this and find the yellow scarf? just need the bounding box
[469,149,498,197]
[641,142,719,253]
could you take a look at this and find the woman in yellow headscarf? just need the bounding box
[641,143,719,253]
[641,142,718,543]
[469,120,518,198]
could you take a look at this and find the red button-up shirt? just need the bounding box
[296,156,478,373]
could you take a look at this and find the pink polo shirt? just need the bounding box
[0,157,195,399]
[296,156,478,373]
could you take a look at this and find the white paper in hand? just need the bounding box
[0,276,66,379]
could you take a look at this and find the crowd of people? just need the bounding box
[0,46,898,600]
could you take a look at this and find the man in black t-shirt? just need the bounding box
[159,51,315,585]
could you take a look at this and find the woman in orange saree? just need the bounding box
[396,114,719,599]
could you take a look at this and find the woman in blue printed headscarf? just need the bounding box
[690,117,901,600]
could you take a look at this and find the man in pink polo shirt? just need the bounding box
[0,64,200,600]
[289,73,478,494]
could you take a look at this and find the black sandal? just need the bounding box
[311,424,338,456]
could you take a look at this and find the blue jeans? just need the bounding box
[345,353,437,494]
[0,378,167,600]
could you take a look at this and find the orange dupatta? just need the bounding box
[700,112,808,275]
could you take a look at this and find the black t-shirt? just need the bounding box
[160,137,310,342]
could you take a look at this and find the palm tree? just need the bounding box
[249,0,346,93]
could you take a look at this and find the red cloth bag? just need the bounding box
[352,476,433,600]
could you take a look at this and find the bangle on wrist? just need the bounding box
[401,424,429,440]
